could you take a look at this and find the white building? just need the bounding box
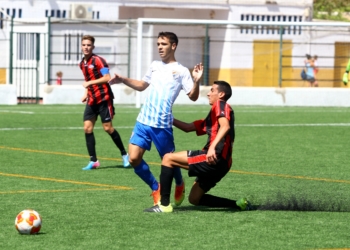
[1,0,312,21]
[0,0,315,87]
[3,1,350,107]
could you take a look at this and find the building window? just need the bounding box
[1,8,22,18]
[0,11,3,29]
[240,14,303,35]
[17,33,39,60]
[93,11,100,19]
[64,33,83,61]
[45,9,66,18]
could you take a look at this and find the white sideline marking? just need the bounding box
[0,127,83,131]
[237,110,350,113]
[0,126,133,131]
[2,109,350,115]
[238,123,350,127]
[0,110,34,114]
[2,123,350,131]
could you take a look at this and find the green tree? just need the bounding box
[313,0,350,21]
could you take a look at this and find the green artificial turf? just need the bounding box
[1,104,350,250]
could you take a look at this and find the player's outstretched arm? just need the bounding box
[173,118,196,133]
[192,62,203,83]
[108,73,123,85]
[108,73,149,91]
[343,59,350,85]
[188,63,203,101]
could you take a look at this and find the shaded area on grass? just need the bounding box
[257,192,350,212]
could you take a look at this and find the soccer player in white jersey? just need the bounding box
[109,32,203,207]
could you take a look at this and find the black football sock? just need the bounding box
[85,132,97,162]
[198,194,239,209]
[160,166,174,206]
[109,129,127,155]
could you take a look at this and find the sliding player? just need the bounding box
[144,81,251,213]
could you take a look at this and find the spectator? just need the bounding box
[304,54,317,87]
[56,71,63,85]
[313,55,319,87]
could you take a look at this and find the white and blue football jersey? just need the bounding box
[137,61,193,128]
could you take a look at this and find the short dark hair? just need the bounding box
[305,54,311,60]
[81,35,95,45]
[158,32,178,47]
[214,81,232,101]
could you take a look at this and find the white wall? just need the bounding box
[0,85,17,105]
[3,84,349,107]
[36,85,350,107]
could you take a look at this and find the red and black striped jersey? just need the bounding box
[193,100,234,167]
[79,54,114,106]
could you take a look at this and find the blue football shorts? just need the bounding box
[129,121,175,158]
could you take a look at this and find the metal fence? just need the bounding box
[5,18,350,102]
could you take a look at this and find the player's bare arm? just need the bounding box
[83,74,111,88]
[188,63,203,101]
[206,117,230,165]
[108,73,149,91]
[173,118,196,132]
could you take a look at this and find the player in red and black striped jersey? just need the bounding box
[144,81,251,213]
[79,35,130,170]
[192,95,235,168]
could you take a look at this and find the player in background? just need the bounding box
[144,81,251,213]
[312,55,319,87]
[343,59,350,85]
[304,54,317,87]
[109,32,203,206]
[79,35,130,170]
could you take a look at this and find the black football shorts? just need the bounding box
[187,150,230,193]
[83,100,115,123]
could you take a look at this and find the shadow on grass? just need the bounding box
[173,194,350,213]
[257,192,350,212]
[18,232,46,236]
[173,205,250,213]
[95,165,134,170]
[35,232,46,235]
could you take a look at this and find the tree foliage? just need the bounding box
[313,0,350,21]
